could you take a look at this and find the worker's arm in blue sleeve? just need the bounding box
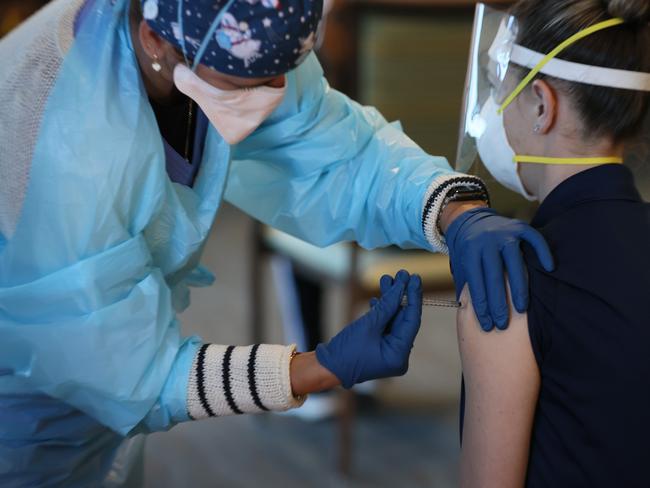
[0,236,430,435]
[0,233,305,436]
[226,53,486,252]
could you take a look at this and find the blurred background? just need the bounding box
[0,1,541,487]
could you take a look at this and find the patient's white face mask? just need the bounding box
[173,63,286,145]
[477,96,536,200]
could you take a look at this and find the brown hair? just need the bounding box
[130,0,143,23]
[510,0,650,142]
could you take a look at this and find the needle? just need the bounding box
[401,296,460,309]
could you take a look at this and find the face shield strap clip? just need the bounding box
[498,17,625,114]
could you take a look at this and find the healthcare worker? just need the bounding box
[0,0,553,485]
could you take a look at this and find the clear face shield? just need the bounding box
[456,4,517,173]
[456,3,650,179]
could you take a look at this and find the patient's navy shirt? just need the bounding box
[462,164,650,487]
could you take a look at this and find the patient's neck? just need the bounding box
[519,133,624,203]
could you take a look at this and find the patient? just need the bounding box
[457,0,650,487]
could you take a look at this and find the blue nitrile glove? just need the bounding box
[315,270,423,389]
[446,207,554,332]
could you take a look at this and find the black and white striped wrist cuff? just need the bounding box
[422,174,488,254]
[187,344,306,420]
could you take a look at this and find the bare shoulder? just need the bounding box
[457,285,532,367]
[457,284,540,488]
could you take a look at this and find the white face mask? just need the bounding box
[477,96,536,201]
[173,63,286,145]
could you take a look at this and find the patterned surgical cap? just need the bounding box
[142,0,323,77]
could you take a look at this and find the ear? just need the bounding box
[138,20,184,78]
[531,80,557,135]
[138,20,165,60]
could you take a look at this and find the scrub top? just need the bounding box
[462,164,650,487]
[160,106,208,187]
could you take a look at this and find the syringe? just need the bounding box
[401,296,460,309]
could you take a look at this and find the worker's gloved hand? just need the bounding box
[315,270,422,389]
[446,207,554,332]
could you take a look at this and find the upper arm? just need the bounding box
[457,284,541,488]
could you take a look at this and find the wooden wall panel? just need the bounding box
[0,0,49,38]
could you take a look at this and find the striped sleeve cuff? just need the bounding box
[422,174,488,254]
[187,344,306,420]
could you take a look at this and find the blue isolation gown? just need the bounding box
[0,0,459,485]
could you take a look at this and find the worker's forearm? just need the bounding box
[290,351,340,396]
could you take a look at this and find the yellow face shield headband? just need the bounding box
[499,18,626,166]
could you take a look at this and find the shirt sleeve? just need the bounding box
[523,245,558,369]
[226,53,484,253]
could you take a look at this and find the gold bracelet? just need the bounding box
[288,347,307,402]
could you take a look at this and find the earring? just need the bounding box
[152,54,162,73]
[533,124,541,133]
